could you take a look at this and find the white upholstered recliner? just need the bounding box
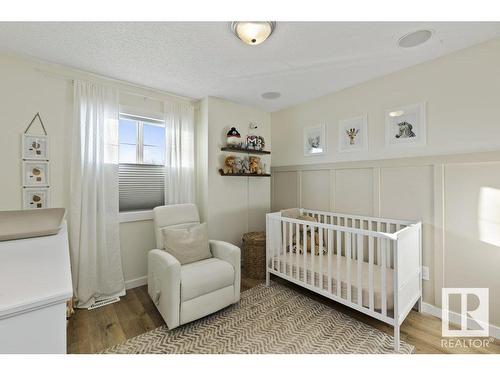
[147,204,240,329]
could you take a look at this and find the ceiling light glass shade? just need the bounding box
[231,21,276,45]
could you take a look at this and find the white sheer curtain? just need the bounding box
[164,101,195,204]
[70,80,125,308]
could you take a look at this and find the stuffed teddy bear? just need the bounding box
[249,156,262,174]
[223,155,237,174]
[280,209,327,256]
[291,215,327,255]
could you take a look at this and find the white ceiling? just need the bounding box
[0,22,499,112]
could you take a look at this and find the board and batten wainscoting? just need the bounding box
[271,150,500,333]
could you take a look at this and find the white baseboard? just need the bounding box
[421,302,500,339]
[125,276,148,290]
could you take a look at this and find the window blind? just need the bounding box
[119,163,165,212]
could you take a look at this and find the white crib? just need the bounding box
[265,208,422,351]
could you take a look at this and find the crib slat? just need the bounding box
[288,221,292,277]
[376,221,381,265]
[282,220,286,274]
[277,218,280,272]
[368,236,374,311]
[296,222,300,280]
[357,234,363,306]
[303,223,307,283]
[386,222,391,268]
[353,226,357,261]
[346,232,351,302]
[327,229,332,293]
[319,227,323,289]
[310,223,315,286]
[336,230,341,297]
[381,238,387,317]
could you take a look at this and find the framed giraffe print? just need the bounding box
[385,102,426,147]
[339,115,368,152]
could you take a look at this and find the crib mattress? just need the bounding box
[272,252,394,311]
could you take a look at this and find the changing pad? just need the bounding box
[0,208,66,241]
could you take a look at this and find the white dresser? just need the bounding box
[0,222,72,353]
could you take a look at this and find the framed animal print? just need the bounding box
[23,188,50,210]
[22,134,49,160]
[385,103,426,147]
[23,161,50,187]
[339,115,368,152]
[303,124,326,156]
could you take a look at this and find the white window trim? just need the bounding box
[119,210,154,223]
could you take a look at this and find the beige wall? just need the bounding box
[0,54,185,287]
[270,38,500,327]
[271,153,500,326]
[197,97,271,246]
[271,38,500,167]
[0,54,73,211]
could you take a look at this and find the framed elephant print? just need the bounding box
[303,124,326,156]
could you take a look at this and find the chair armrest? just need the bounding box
[210,240,241,303]
[147,249,181,329]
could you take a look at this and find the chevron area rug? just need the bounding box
[102,282,414,354]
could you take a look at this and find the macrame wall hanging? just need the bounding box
[21,112,50,210]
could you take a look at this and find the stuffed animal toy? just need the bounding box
[234,157,246,174]
[223,155,237,174]
[240,158,250,174]
[249,156,262,174]
[290,215,328,256]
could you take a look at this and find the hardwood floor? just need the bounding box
[67,276,500,354]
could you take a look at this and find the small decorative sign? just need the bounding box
[22,134,49,160]
[23,188,50,210]
[22,161,50,187]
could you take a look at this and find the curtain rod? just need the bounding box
[34,65,197,105]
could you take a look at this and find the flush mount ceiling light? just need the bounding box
[261,91,281,99]
[398,29,434,48]
[231,21,276,45]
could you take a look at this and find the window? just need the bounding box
[118,113,166,212]
[119,115,166,165]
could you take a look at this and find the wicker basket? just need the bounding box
[242,231,266,279]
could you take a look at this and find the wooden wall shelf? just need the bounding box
[219,169,270,177]
[220,147,271,155]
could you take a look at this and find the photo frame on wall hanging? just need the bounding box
[23,188,50,210]
[22,161,50,187]
[303,124,326,156]
[339,115,368,152]
[22,134,49,160]
[385,103,426,147]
